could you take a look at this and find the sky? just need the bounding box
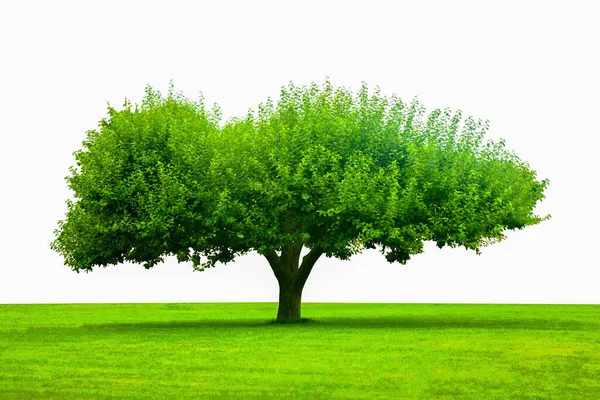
[0,0,598,304]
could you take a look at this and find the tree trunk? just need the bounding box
[265,245,323,323]
[276,281,302,322]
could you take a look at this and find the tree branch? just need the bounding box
[264,250,286,281]
[295,246,323,291]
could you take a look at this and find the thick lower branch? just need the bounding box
[295,246,323,292]
[264,249,284,280]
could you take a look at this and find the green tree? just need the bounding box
[52,81,549,322]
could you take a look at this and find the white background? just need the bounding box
[1,1,598,304]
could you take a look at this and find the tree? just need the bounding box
[51,81,549,322]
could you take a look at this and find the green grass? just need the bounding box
[1,303,599,399]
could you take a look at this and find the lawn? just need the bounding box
[1,303,599,399]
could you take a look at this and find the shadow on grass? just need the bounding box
[41,315,595,333]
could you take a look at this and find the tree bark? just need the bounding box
[277,281,302,321]
[265,245,323,322]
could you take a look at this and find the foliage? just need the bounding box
[52,80,549,273]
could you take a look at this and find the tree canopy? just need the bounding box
[52,80,549,321]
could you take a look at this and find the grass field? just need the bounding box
[1,303,599,399]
